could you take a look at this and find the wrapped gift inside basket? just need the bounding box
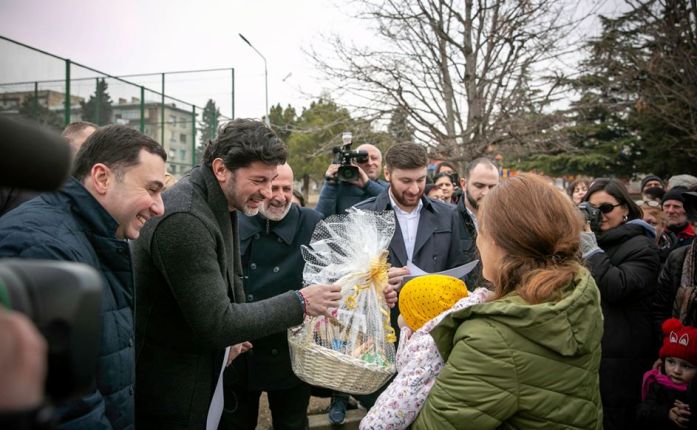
[288,209,397,395]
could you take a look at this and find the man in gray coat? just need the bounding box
[132,119,341,429]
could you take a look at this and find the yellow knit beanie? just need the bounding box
[400,274,468,331]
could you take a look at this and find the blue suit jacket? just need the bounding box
[354,190,466,341]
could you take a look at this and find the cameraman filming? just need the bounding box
[315,140,388,218]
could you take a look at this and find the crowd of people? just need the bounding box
[1,117,697,430]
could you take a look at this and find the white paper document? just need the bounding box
[206,346,231,430]
[402,259,480,284]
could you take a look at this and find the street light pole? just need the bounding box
[238,33,269,126]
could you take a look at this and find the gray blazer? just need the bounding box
[133,165,303,429]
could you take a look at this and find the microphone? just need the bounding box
[0,115,72,191]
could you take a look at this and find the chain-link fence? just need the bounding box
[0,35,233,177]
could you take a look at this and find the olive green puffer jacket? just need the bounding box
[413,268,604,430]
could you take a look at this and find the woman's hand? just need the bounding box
[579,231,600,258]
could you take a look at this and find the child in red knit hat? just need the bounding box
[637,319,697,429]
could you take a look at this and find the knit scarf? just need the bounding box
[675,239,697,326]
[641,368,688,401]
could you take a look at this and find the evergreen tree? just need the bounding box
[387,107,415,143]
[197,99,221,163]
[285,98,394,202]
[268,103,297,142]
[515,0,697,177]
[80,79,113,126]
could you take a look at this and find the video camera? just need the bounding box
[0,116,103,420]
[0,260,103,401]
[330,131,369,183]
[578,202,602,234]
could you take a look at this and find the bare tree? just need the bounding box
[311,0,595,162]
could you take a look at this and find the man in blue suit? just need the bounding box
[355,142,465,285]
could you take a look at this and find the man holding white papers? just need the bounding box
[354,142,466,408]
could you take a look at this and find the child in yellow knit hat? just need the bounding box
[361,275,492,430]
[398,274,469,332]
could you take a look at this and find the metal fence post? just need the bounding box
[33,81,38,120]
[64,59,71,126]
[231,68,235,119]
[140,86,145,133]
[95,78,101,125]
[191,105,196,167]
[160,73,165,145]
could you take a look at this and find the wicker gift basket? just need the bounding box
[288,209,397,395]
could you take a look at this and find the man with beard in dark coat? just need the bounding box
[220,163,322,429]
[456,158,499,289]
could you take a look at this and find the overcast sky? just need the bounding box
[0,0,628,122]
[0,0,359,120]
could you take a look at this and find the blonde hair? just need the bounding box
[479,174,584,304]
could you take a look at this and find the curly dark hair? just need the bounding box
[203,119,287,171]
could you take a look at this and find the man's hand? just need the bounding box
[387,266,410,291]
[347,164,370,189]
[226,341,253,367]
[324,164,339,180]
[383,283,398,308]
[0,309,47,411]
[300,284,342,317]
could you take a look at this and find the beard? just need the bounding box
[466,188,479,210]
[260,199,292,221]
[391,188,422,210]
[223,180,265,216]
[242,205,260,217]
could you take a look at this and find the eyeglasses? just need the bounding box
[635,199,661,208]
[593,202,622,214]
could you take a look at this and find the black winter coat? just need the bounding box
[654,245,695,328]
[636,379,690,430]
[0,179,134,430]
[586,221,660,430]
[230,205,322,391]
[455,195,483,289]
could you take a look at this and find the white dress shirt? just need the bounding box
[389,191,423,263]
[466,206,479,232]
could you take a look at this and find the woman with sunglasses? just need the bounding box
[580,178,660,430]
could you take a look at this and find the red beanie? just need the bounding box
[659,319,697,366]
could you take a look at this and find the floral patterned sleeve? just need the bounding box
[360,288,492,430]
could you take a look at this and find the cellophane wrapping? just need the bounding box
[288,208,397,394]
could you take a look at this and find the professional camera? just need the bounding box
[0,116,104,424]
[578,202,602,234]
[330,131,369,183]
[0,260,103,401]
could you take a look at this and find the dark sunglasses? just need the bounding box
[635,199,661,208]
[593,202,622,214]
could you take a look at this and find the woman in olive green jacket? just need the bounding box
[413,174,604,430]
